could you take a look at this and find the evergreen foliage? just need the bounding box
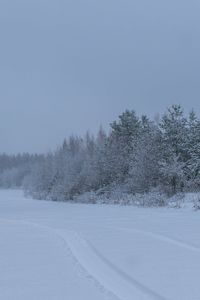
[1,105,200,205]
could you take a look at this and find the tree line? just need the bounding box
[1,105,200,205]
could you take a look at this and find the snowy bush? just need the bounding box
[73,188,168,207]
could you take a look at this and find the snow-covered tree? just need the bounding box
[107,110,141,183]
[159,105,188,194]
[185,111,200,190]
[128,119,162,193]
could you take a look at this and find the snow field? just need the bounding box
[0,190,200,300]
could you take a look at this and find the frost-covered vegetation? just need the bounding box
[1,105,200,206]
[0,153,43,188]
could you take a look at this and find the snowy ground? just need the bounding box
[0,190,200,300]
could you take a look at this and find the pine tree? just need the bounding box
[108,110,141,183]
[159,105,188,194]
[128,119,162,193]
[186,111,200,190]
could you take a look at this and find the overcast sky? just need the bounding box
[1,0,200,153]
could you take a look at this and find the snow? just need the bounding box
[0,190,200,300]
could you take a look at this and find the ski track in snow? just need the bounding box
[106,225,200,253]
[2,215,200,300]
[0,217,119,300]
[1,212,200,300]
[0,217,168,300]
[57,229,167,300]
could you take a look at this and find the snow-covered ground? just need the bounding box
[0,190,200,300]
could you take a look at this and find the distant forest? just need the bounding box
[1,105,200,206]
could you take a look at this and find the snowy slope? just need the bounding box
[0,190,200,300]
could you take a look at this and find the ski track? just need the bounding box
[0,217,167,300]
[57,229,167,300]
[1,216,200,300]
[106,225,200,253]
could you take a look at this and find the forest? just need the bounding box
[1,105,200,206]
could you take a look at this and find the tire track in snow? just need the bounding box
[0,218,166,300]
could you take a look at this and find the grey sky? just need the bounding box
[1,0,200,153]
